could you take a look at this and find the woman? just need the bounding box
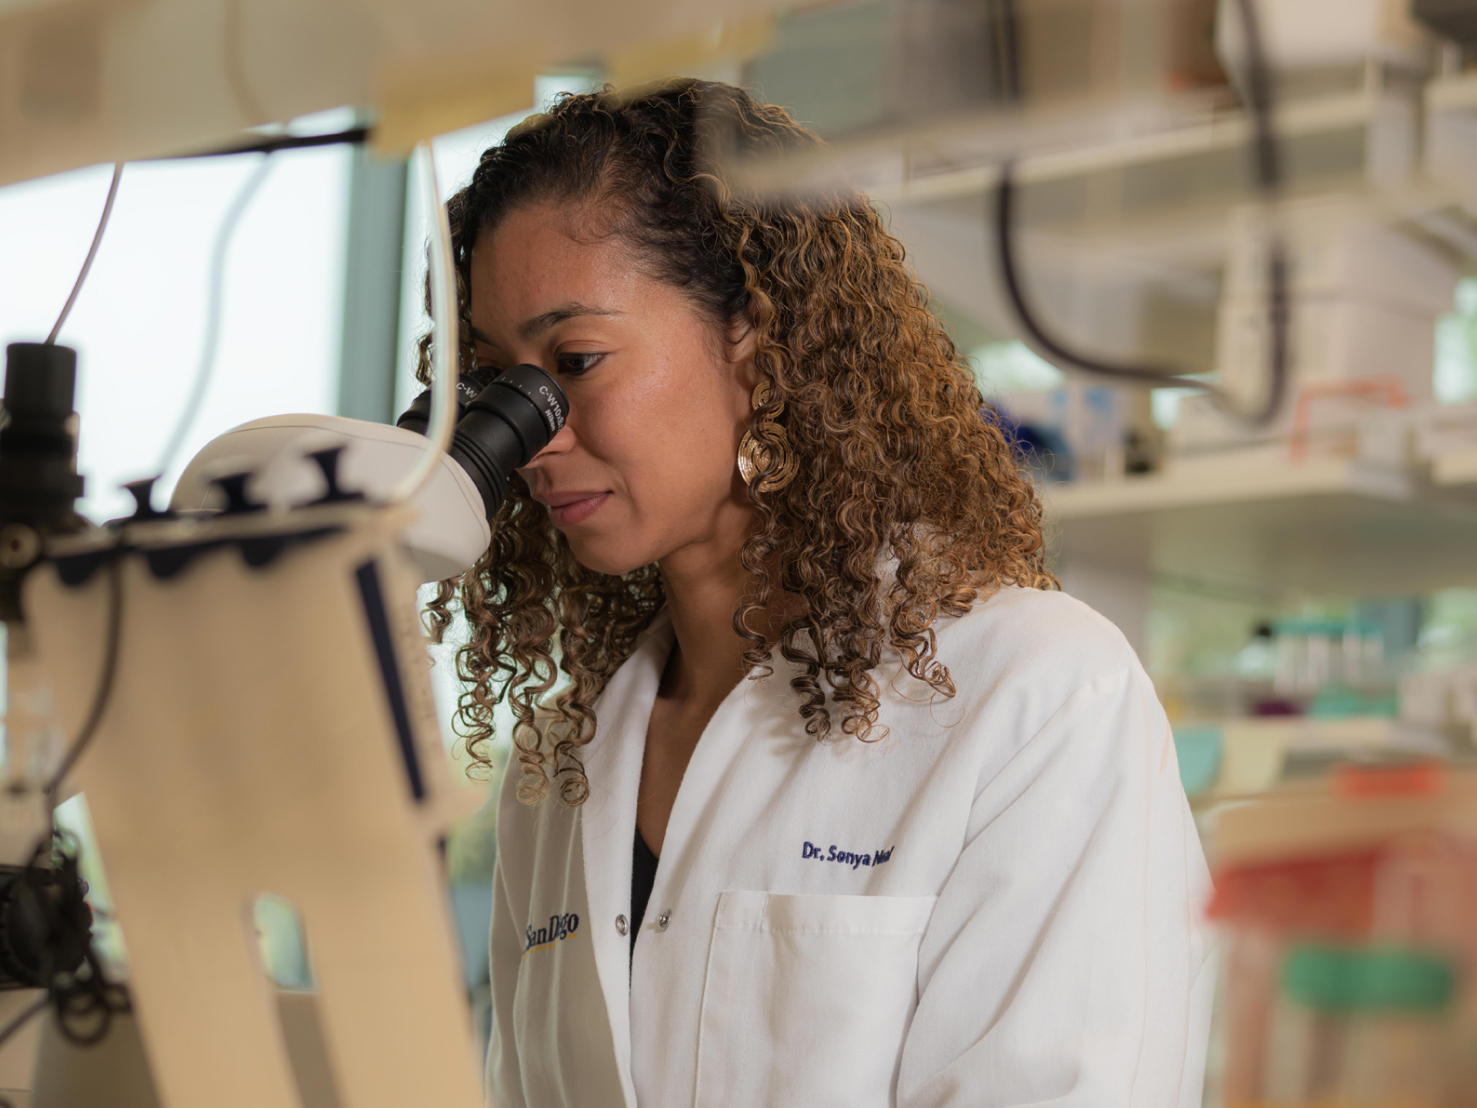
[423,79,1213,1108]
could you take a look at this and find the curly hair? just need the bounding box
[418,78,1054,807]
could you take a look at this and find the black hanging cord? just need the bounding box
[993,0,1289,426]
[990,0,1020,101]
[166,126,370,161]
[0,995,47,1054]
[44,544,124,807]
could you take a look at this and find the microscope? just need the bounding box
[0,319,566,1107]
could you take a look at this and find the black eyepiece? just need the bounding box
[396,364,568,517]
[0,343,86,622]
[0,343,84,524]
[393,374,483,438]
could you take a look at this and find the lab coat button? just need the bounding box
[615,914,628,936]
[656,910,670,931]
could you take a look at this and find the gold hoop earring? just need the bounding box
[738,380,796,493]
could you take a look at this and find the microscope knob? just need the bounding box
[122,477,171,521]
[304,446,364,505]
[211,472,267,515]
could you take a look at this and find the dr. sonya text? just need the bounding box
[802,841,894,869]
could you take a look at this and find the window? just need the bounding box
[0,114,353,522]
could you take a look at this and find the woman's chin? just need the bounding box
[564,535,652,578]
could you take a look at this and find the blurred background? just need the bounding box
[6,0,1477,1103]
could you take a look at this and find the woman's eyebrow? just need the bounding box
[518,303,621,340]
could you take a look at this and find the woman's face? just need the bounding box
[468,201,757,577]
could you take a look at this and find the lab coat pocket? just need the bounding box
[694,890,937,1108]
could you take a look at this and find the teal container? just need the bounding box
[1282,945,1456,1013]
[1173,725,1223,797]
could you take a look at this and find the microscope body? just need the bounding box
[23,499,485,1108]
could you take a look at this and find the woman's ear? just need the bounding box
[728,311,760,393]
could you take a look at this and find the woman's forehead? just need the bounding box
[471,214,631,314]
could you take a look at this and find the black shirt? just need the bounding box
[630,827,659,960]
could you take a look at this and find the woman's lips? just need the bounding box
[546,492,610,527]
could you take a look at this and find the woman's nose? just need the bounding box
[522,423,576,468]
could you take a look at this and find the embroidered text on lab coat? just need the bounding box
[524,912,580,957]
[801,841,895,869]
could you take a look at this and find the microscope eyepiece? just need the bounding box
[396,364,568,518]
[393,374,482,437]
[0,343,84,525]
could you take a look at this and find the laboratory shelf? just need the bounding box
[1045,456,1412,518]
[1213,715,1449,797]
[1042,457,1477,598]
[875,87,1383,208]
[1180,716,1456,840]
[1204,761,1477,868]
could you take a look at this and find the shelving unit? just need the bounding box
[875,86,1391,209]
[1046,455,1411,518]
[1180,714,1451,804]
[876,66,1465,412]
[1043,456,1477,598]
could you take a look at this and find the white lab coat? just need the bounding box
[487,586,1215,1108]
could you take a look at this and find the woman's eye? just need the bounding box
[556,352,604,377]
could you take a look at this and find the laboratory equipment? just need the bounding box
[1210,763,1477,1106]
[1271,618,1387,702]
[0,344,86,853]
[170,364,568,582]
[396,366,567,518]
[1,359,568,1106]
[0,94,573,1101]
[5,0,1477,1103]
[22,495,487,1108]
